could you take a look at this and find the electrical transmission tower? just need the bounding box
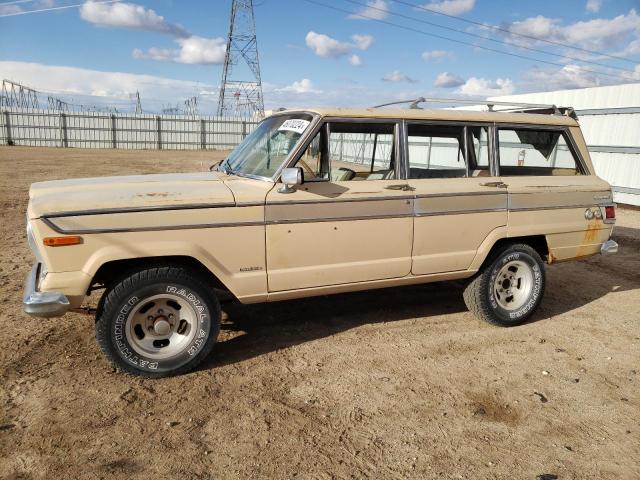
[130,91,143,114]
[184,96,199,116]
[47,96,70,111]
[217,0,264,117]
[1,79,40,108]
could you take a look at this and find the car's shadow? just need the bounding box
[199,242,639,370]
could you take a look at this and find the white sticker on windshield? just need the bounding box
[278,119,310,134]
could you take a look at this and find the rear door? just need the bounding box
[406,122,508,275]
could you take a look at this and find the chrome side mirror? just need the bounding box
[278,167,303,193]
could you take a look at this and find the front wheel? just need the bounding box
[463,243,546,327]
[95,266,220,377]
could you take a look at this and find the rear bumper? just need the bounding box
[23,263,70,318]
[601,239,618,255]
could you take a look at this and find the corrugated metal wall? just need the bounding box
[0,108,259,150]
[491,83,640,206]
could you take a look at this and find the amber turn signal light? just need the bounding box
[43,236,83,247]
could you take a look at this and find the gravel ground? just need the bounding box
[0,147,638,480]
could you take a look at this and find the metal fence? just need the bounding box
[0,108,260,150]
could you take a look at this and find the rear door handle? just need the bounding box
[385,184,415,191]
[480,181,507,188]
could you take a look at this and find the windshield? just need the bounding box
[223,113,314,178]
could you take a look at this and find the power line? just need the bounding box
[0,0,119,17]
[0,0,39,6]
[302,0,637,83]
[391,0,640,64]
[343,0,637,74]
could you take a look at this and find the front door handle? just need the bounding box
[480,181,507,188]
[385,184,415,191]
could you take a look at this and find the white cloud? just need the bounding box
[132,36,226,65]
[524,65,603,90]
[505,9,640,53]
[0,61,211,111]
[521,63,640,91]
[348,0,389,20]
[382,70,417,83]
[620,38,640,57]
[305,31,352,57]
[434,72,465,87]
[421,0,475,15]
[421,50,453,62]
[456,77,515,96]
[80,1,189,37]
[0,5,23,15]
[349,54,363,66]
[305,31,373,60]
[0,0,54,16]
[586,0,602,13]
[351,34,374,50]
[276,79,321,94]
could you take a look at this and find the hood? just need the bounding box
[28,171,236,218]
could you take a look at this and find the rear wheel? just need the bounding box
[463,243,545,326]
[95,266,220,377]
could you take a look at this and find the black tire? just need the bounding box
[95,266,220,377]
[463,243,545,327]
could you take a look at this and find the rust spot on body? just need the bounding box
[576,218,602,258]
[584,218,600,243]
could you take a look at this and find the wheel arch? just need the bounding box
[469,228,550,272]
[92,255,230,293]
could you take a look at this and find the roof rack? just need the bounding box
[371,97,577,119]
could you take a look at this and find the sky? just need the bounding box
[0,0,639,113]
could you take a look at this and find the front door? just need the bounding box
[406,123,508,275]
[265,120,414,292]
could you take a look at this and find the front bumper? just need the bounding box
[23,263,70,318]
[601,239,619,255]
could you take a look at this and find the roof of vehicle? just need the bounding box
[276,107,579,126]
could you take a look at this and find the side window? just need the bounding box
[468,126,490,176]
[328,123,396,181]
[407,124,466,179]
[498,128,582,176]
[296,131,328,181]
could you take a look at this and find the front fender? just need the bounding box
[30,218,268,302]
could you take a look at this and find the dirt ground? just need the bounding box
[0,146,638,480]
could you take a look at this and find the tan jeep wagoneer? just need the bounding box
[23,100,618,376]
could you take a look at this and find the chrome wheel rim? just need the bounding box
[125,293,199,360]
[493,260,534,311]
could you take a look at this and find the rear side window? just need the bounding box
[407,124,467,179]
[498,128,582,176]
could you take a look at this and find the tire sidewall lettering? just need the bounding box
[112,284,210,372]
[488,251,543,322]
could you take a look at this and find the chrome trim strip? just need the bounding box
[43,217,265,235]
[267,194,415,205]
[510,204,595,212]
[414,191,505,199]
[43,202,242,218]
[266,213,414,225]
[415,208,506,217]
